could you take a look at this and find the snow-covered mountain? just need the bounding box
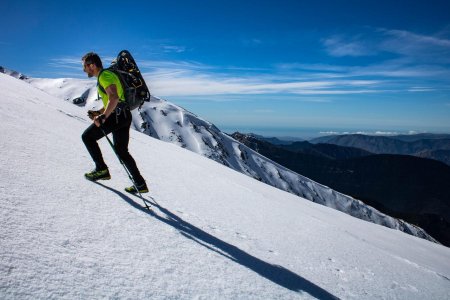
[1,71,450,299]
[23,75,437,243]
[0,66,28,80]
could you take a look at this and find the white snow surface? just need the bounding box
[25,76,436,243]
[1,75,450,299]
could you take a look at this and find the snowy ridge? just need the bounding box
[1,72,450,299]
[25,76,436,242]
[0,66,28,80]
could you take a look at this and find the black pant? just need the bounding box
[81,105,145,185]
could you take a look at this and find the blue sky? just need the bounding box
[2,0,450,138]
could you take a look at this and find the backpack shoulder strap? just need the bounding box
[97,69,107,94]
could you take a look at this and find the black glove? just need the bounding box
[87,110,102,120]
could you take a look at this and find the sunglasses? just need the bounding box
[83,61,93,69]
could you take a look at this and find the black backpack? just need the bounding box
[97,50,150,110]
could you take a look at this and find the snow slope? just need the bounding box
[26,76,435,242]
[1,74,450,299]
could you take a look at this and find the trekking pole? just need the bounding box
[99,123,151,210]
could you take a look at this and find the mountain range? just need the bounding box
[310,134,450,166]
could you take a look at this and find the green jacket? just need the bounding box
[97,70,125,107]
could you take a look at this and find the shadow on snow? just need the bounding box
[96,182,339,300]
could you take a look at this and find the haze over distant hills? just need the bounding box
[310,133,450,166]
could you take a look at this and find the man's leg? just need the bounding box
[81,123,109,171]
[112,121,146,186]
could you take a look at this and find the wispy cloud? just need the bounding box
[322,27,450,64]
[318,130,425,136]
[380,28,450,49]
[253,109,274,114]
[162,45,187,53]
[44,26,450,98]
[277,63,349,73]
[322,35,376,57]
[43,57,425,97]
[407,87,436,92]
[241,38,263,47]
[45,57,85,77]
[299,98,332,103]
[143,65,381,97]
[140,60,212,71]
[282,28,450,90]
[49,57,82,69]
[378,28,450,64]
